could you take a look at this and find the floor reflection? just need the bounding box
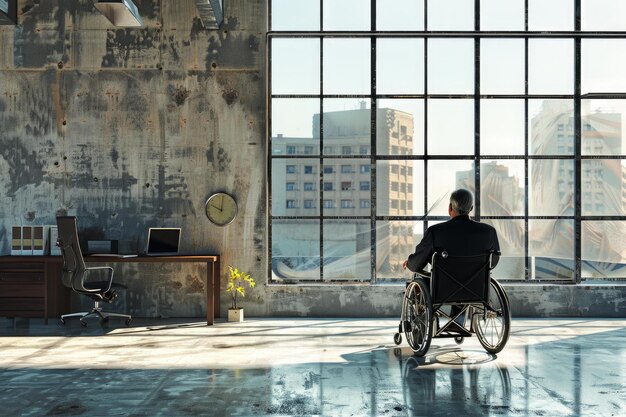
[0,318,623,416]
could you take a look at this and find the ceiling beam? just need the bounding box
[195,0,223,29]
[0,0,17,25]
[94,0,143,27]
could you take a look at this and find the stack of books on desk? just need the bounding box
[11,225,58,256]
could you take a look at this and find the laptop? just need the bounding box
[146,228,181,256]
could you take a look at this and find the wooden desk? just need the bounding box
[0,255,220,325]
[85,255,220,325]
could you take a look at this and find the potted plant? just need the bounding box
[226,265,255,322]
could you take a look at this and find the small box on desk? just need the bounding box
[11,226,22,255]
[32,226,46,255]
[87,240,119,254]
[49,226,61,255]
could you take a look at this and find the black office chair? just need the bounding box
[56,216,132,326]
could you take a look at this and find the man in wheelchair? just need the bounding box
[397,189,511,356]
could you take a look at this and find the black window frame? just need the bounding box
[268,0,626,284]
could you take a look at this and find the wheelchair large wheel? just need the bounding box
[472,279,511,354]
[403,278,433,357]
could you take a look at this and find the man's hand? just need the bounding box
[402,260,408,269]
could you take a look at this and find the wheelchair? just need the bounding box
[394,250,511,357]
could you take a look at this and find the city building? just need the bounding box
[271,105,415,281]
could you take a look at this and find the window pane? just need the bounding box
[376,221,422,279]
[481,39,525,95]
[376,161,423,216]
[582,0,626,31]
[323,220,371,280]
[323,38,371,95]
[581,100,625,156]
[427,39,474,94]
[582,40,626,94]
[323,158,370,215]
[271,39,320,94]
[481,99,525,155]
[377,0,424,31]
[321,99,370,156]
[481,0,524,31]
[377,38,424,95]
[272,220,320,282]
[582,221,626,278]
[271,99,319,155]
[529,159,575,216]
[529,100,574,156]
[271,0,319,31]
[529,219,574,280]
[427,0,474,31]
[377,99,423,156]
[582,160,626,215]
[481,160,525,216]
[528,0,574,31]
[529,39,574,95]
[428,160,474,216]
[427,99,474,155]
[323,0,370,31]
[483,219,526,280]
[272,159,320,216]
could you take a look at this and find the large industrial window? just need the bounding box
[268,0,626,284]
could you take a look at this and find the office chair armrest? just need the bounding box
[85,266,115,293]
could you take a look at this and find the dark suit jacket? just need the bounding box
[406,215,500,272]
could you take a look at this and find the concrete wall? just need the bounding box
[0,0,267,318]
[1,1,624,319]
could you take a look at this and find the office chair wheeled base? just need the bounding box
[60,301,132,327]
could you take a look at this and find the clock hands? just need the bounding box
[211,196,224,212]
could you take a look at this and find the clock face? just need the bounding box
[205,193,238,226]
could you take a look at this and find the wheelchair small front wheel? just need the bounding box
[393,333,402,345]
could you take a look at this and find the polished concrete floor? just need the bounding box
[0,317,623,417]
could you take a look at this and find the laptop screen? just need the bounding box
[147,228,181,255]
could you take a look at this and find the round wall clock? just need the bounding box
[205,192,238,226]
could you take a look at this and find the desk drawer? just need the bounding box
[0,262,45,272]
[0,297,45,314]
[0,272,45,284]
[0,283,45,298]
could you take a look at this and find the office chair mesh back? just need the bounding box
[431,252,491,305]
[56,216,89,292]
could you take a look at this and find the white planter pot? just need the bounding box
[228,308,244,322]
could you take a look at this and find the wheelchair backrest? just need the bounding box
[430,251,493,305]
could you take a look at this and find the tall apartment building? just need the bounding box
[271,106,415,280]
[530,100,626,278]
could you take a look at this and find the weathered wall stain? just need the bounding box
[101,28,161,68]
[221,86,238,106]
[170,85,191,106]
[0,138,46,196]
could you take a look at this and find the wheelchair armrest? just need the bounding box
[413,270,431,279]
